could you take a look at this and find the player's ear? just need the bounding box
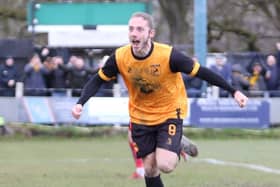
[149,29,155,38]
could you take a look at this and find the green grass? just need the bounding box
[0,136,280,187]
[5,124,280,139]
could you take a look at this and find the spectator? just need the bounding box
[182,56,203,97]
[55,47,70,65]
[0,57,18,96]
[246,52,267,77]
[62,56,95,97]
[231,63,250,94]
[37,46,57,63]
[248,61,266,97]
[42,56,55,89]
[209,55,232,97]
[182,74,203,97]
[44,56,68,96]
[64,55,78,88]
[23,53,50,96]
[264,54,280,97]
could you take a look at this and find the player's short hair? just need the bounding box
[130,12,154,29]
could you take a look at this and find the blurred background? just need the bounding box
[1,0,280,52]
[0,0,279,128]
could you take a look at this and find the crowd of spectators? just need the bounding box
[0,43,280,98]
[183,42,280,98]
[0,46,114,97]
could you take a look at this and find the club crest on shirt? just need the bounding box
[150,64,160,76]
[127,67,132,73]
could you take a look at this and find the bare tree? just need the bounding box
[1,0,280,52]
[207,0,260,51]
[249,0,280,31]
[157,0,192,45]
[207,0,280,52]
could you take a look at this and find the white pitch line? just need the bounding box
[193,158,280,175]
[2,157,280,175]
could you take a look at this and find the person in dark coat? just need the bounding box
[231,63,250,94]
[264,54,280,97]
[0,57,18,96]
[61,56,95,97]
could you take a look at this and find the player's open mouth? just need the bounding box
[132,40,140,45]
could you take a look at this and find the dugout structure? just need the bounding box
[27,1,149,48]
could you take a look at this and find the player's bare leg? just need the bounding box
[142,148,178,187]
[156,148,179,173]
[142,152,163,187]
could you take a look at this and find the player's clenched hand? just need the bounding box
[71,104,83,119]
[233,90,248,108]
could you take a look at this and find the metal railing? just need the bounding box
[0,82,279,98]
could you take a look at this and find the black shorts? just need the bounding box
[130,118,183,158]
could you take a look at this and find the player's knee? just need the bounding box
[157,160,177,173]
[144,165,159,177]
[156,148,178,173]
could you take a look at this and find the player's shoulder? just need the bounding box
[152,42,172,59]
[154,42,172,50]
[115,44,132,58]
[115,44,132,62]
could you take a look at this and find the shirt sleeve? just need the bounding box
[169,48,200,76]
[98,54,119,81]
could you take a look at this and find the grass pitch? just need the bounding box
[0,136,280,187]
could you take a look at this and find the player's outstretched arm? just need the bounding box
[193,66,249,108]
[71,73,105,120]
[72,104,83,119]
[233,90,248,108]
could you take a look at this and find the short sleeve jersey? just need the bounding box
[98,42,198,125]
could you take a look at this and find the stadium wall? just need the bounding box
[0,97,278,128]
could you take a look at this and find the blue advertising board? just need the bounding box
[20,97,270,128]
[190,99,270,128]
[23,97,55,123]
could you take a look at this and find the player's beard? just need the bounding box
[132,38,151,57]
